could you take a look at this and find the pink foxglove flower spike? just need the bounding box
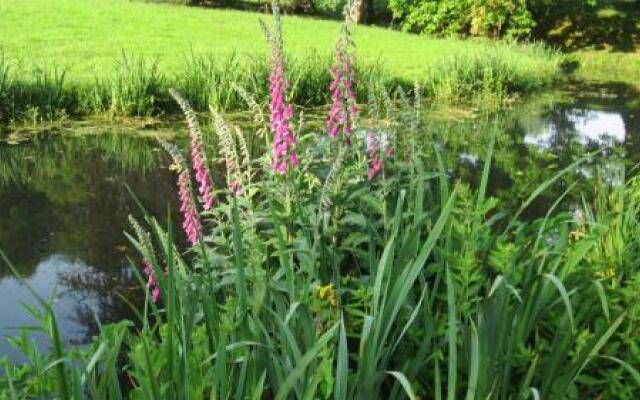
[262,0,298,174]
[170,89,216,210]
[177,168,202,246]
[158,139,203,247]
[142,261,162,304]
[327,4,358,141]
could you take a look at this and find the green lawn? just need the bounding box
[0,0,563,121]
[577,51,640,85]
[0,0,557,82]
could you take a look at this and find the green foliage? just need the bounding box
[0,42,562,123]
[387,0,633,45]
[389,0,535,38]
[2,86,640,398]
[0,2,637,398]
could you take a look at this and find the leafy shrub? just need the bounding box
[313,0,346,17]
[389,0,534,39]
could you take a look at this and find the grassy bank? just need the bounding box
[575,51,640,85]
[0,0,563,123]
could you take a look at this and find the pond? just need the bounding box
[0,132,179,362]
[0,81,638,362]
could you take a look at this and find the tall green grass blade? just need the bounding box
[380,187,458,353]
[335,316,349,400]
[232,197,248,317]
[543,274,575,332]
[274,323,339,400]
[251,371,268,400]
[446,265,457,400]
[597,355,640,387]
[566,313,626,384]
[386,371,417,400]
[435,356,442,400]
[592,280,610,322]
[477,124,496,208]
[526,387,541,400]
[464,319,479,400]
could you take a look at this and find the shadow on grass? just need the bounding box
[537,0,640,52]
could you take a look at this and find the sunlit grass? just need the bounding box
[0,0,558,82]
[577,51,640,84]
[0,0,564,122]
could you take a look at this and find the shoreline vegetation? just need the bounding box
[3,0,639,128]
[0,0,566,125]
[0,47,564,123]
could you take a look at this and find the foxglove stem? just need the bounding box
[158,138,203,247]
[170,89,216,210]
[367,131,383,180]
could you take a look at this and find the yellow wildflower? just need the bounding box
[316,283,338,308]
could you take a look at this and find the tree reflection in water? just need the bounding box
[0,132,178,356]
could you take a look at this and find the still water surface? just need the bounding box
[0,82,638,361]
[0,133,178,361]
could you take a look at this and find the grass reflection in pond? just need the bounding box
[0,132,177,360]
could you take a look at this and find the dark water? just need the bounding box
[0,133,179,362]
[434,82,640,218]
[0,82,638,362]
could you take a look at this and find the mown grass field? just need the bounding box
[0,0,564,122]
[576,51,640,85]
[0,0,557,81]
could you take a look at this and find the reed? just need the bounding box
[0,47,563,124]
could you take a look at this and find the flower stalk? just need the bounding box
[327,3,359,141]
[262,0,298,174]
[159,139,203,246]
[170,89,216,210]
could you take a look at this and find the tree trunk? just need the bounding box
[355,0,375,24]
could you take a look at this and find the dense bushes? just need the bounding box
[388,0,534,38]
[383,0,627,44]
